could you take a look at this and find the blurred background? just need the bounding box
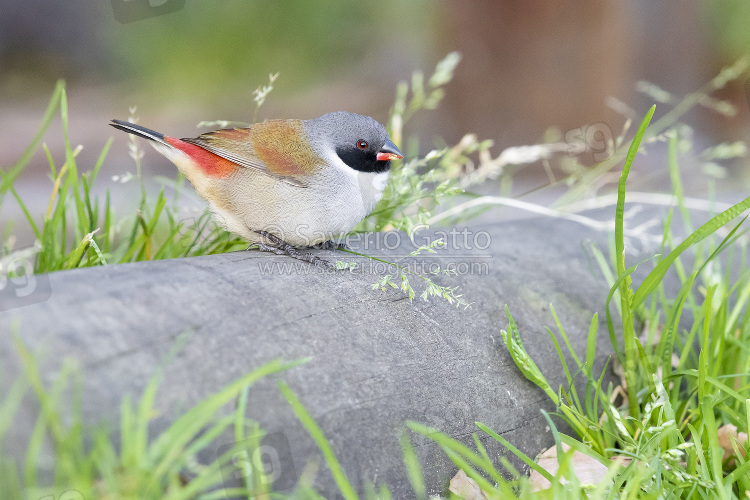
[2,0,750,241]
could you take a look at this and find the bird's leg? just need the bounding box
[249,230,335,269]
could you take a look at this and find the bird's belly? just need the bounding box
[204,170,373,247]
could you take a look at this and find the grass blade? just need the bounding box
[633,197,750,309]
[279,380,358,500]
[0,81,64,197]
[399,431,426,500]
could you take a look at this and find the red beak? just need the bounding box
[376,139,403,162]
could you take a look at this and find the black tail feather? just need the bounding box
[109,119,167,145]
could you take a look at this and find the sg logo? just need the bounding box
[111,0,187,23]
[218,432,297,495]
[0,249,51,311]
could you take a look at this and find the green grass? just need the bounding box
[0,332,308,500]
[2,58,750,498]
[2,82,248,273]
[411,109,750,498]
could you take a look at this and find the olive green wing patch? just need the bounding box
[181,125,310,188]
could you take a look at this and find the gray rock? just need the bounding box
[0,217,616,497]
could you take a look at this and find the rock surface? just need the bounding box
[1,217,616,497]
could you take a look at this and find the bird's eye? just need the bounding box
[357,140,368,150]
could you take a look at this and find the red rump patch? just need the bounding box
[164,136,238,178]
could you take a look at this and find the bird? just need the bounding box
[110,112,403,266]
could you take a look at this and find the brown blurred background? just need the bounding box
[1,0,749,223]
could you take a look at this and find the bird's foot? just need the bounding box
[318,240,349,251]
[248,231,335,269]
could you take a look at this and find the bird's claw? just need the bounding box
[248,230,336,269]
[319,240,349,251]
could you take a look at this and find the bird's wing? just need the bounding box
[181,121,321,188]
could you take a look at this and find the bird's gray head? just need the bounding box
[305,112,402,174]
